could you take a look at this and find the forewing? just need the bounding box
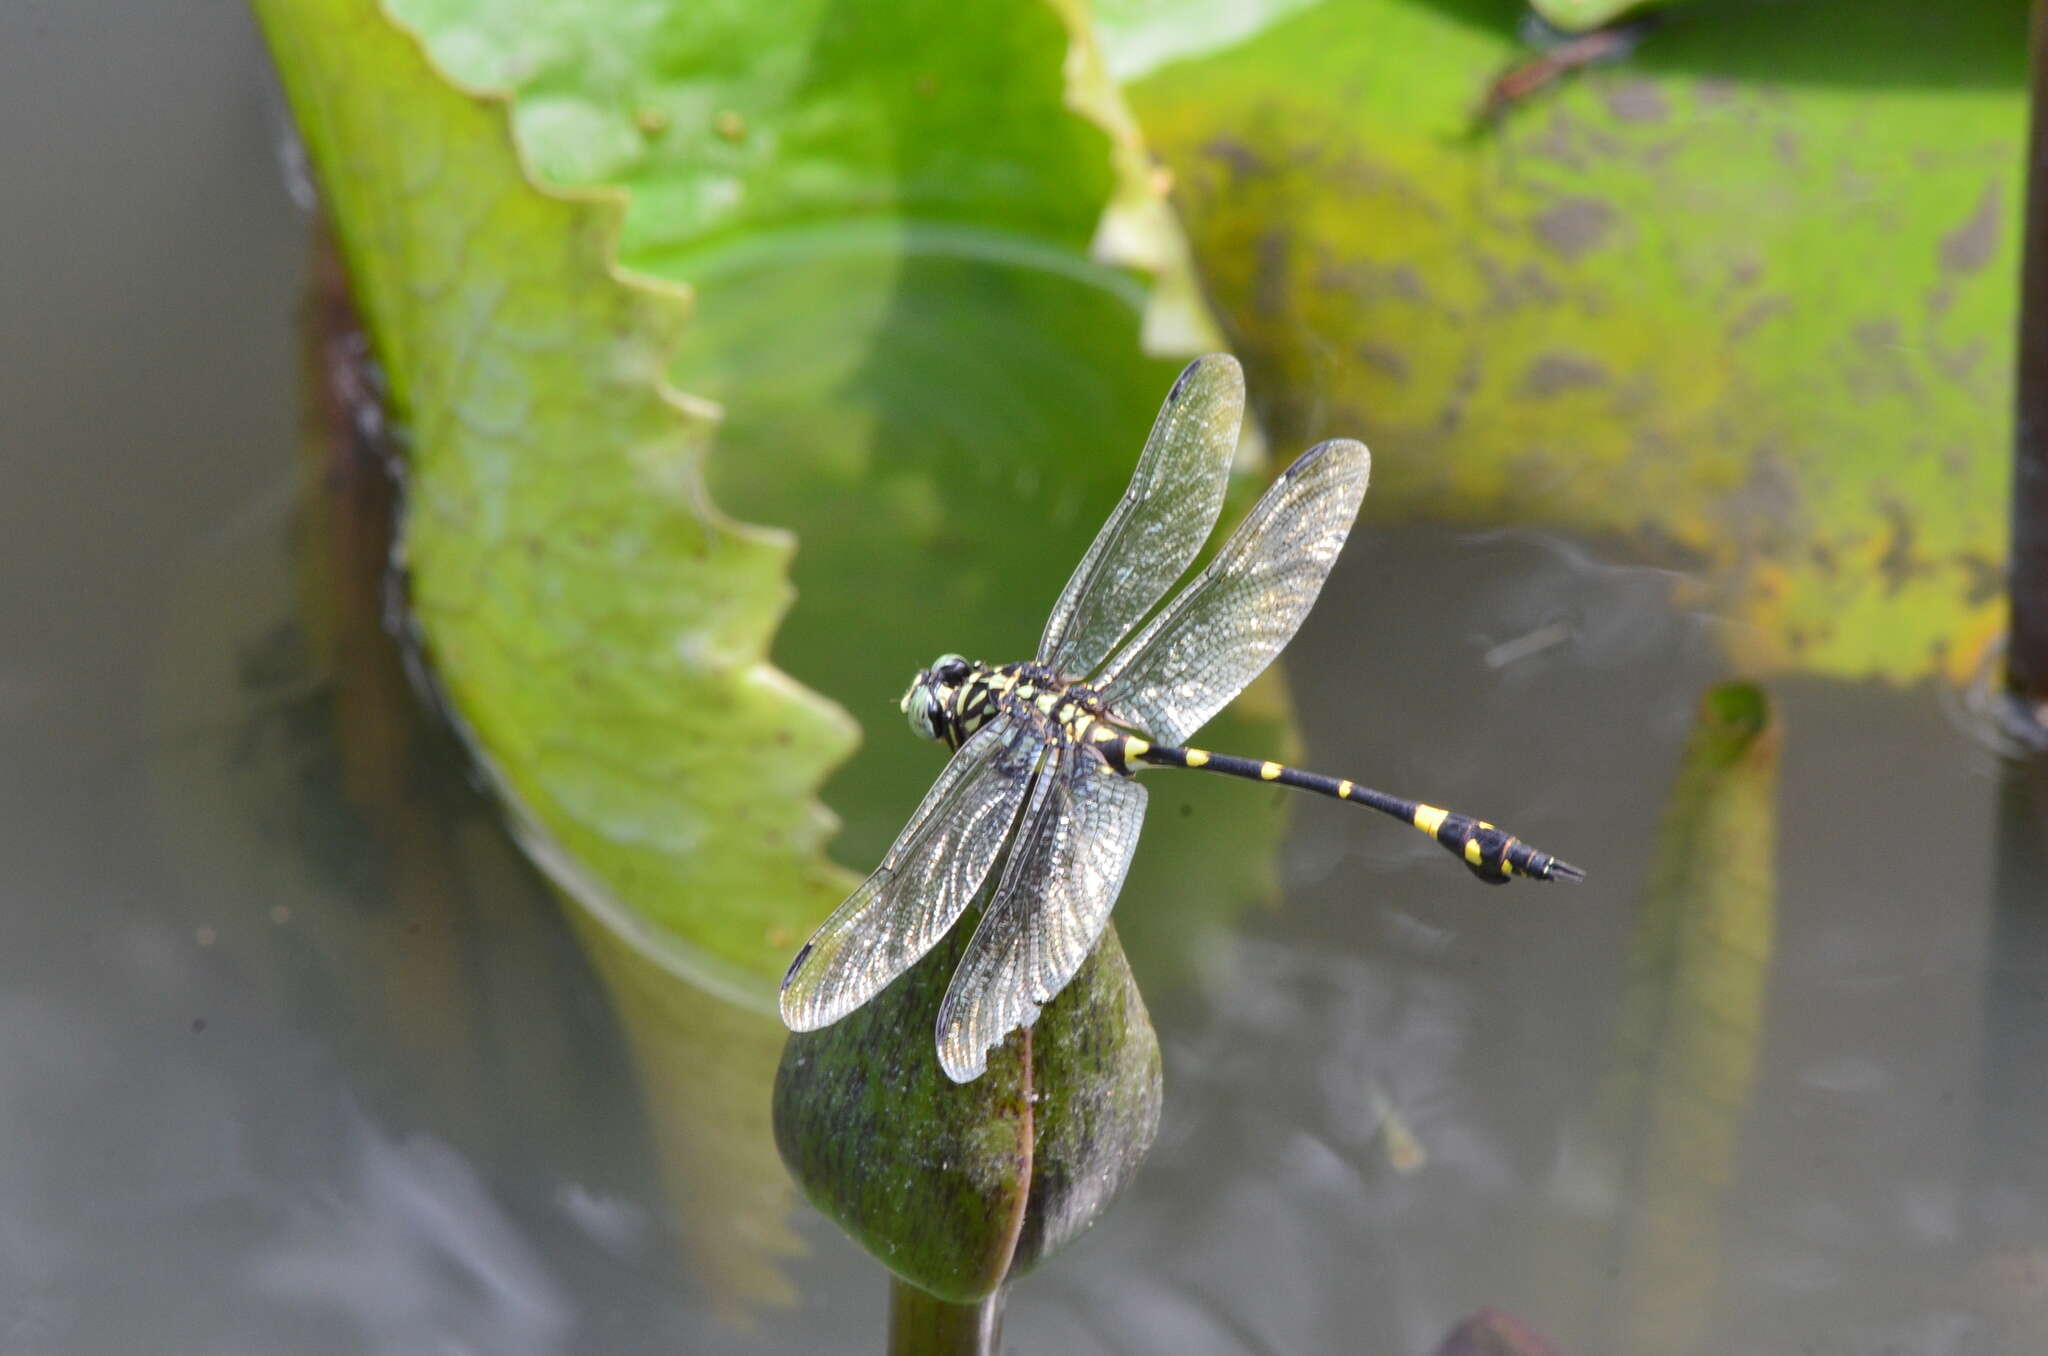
[1096,439,1370,747]
[935,756,1148,1083]
[780,718,1040,1031]
[1037,355,1244,678]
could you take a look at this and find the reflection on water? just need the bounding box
[6,4,2048,1354]
[250,1106,574,1354]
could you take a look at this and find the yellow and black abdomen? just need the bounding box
[1121,737,1582,883]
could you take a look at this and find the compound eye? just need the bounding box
[935,654,971,685]
[905,686,942,740]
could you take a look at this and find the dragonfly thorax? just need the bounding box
[903,655,1113,752]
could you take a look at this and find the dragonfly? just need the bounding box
[780,355,1582,1083]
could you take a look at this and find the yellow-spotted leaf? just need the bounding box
[1126,0,2023,681]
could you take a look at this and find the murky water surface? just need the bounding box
[5,7,2046,1354]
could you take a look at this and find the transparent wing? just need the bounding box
[1095,439,1370,747]
[1037,355,1245,679]
[935,754,1148,1083]
[780,717,1041,1032]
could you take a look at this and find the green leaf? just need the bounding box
[1126,0,2023,681]
[385,0,1115,270]
[329,0,1296,960]
[1529,0,1671,33]
[255,0,1297,992]
[253,0,860,985]
[773,913,1162,1303]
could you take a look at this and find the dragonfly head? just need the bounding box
[902,653,974,743]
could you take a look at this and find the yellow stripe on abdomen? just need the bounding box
[1413,804,1449,836]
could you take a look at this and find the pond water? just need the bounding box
[5,5,2046,1355]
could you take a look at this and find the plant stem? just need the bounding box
[887,1279,1005,1356]
[2010,0,2048,719]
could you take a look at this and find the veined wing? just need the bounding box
[1036,355,1245,679]
[780,717,1041,1032]
[1095,439,1370,747]
[935,752,1148,1083]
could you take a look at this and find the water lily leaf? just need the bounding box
[360,1,1301,962]
[258,0,1295,996]
[773,912,1162,1303]
[253,0,860,986]
[1126,0,2023,681]
[381,0,1217,359]
[386,0,1118,273]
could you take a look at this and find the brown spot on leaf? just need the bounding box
[1604,80,1668,124]
[1934,335,1987,383]
[1941,183,2003,275]
[1693,78,1738,108]
[1520,352,1610,398]
[1517,263,1561,306]
[1878,499,1919,597]
[1962,554,2004,606]
[1253,228,1290,320]
[1201,135,1269,182]
[1530,197,1615,262]
[1854,317,1903,351]
[1355,341,1409,384]
[1722,450,1802,556]
[1528,109,1590,173]
[1319,257,1429,307]
[1436,353,1482,435]
[1729,294,1789,340]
